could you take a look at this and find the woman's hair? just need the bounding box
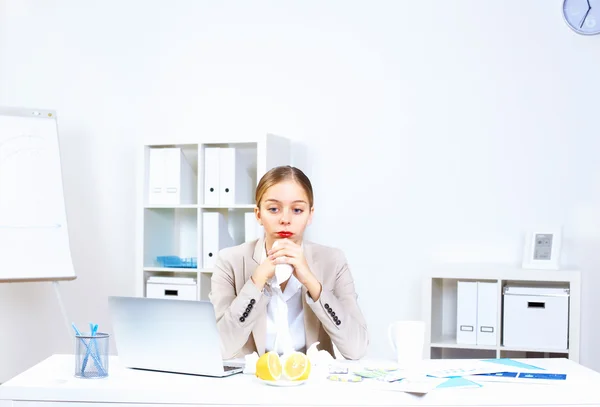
[255,165,314,208]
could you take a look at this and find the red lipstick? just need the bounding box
[277,231,293,238]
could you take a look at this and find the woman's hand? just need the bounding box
[251,257,276,290]
[268,239,322,300]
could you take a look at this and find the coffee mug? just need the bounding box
[388,320,426,367]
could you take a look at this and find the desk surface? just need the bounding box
[1,355,600,407]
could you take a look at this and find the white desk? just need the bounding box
[1,355,600,407]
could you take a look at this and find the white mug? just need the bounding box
[388,320,425,367]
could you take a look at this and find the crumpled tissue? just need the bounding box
[306,341,335,377]
[243,352,259,374]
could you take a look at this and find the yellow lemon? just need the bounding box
[255,351,282,381]
[283,352,311,381]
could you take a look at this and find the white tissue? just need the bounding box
[272,240,293,284]
[306,341,334,367]
[275,264,293,285]
[243,352,259,374]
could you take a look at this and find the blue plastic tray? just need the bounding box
[156,256,197,268]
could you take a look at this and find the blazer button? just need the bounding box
[243,312,249,318]
[247,303,253,309]
[331,311,336,317]
[324,303,330,310]
[246,307,251,313]
[327,308,332,314]
[250,299,256,304]
[336,319,341,326]
[240,316,246,322]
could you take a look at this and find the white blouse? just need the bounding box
[259,243,306,355]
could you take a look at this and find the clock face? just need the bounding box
[563,0,600,35]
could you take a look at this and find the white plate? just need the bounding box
[256,378,308,387]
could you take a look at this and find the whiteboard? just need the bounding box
[0,107,76,282]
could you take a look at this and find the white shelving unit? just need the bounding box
[421,264,581,362]
[136,134,290,301]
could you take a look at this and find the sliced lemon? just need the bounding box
[283,352,311,381]
[255,351,282,381]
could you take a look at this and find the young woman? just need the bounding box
[209,166,368,360]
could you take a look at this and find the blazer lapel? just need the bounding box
[249,238,266,355]
[302,241,321,350]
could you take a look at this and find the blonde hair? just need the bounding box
[255,166,314,208]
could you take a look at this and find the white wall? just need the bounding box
[1,0,600,382]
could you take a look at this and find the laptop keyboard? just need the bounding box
[223,365,242,372]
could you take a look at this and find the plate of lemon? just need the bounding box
[255,351,310,386]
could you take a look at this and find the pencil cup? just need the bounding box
[74,332,109,378]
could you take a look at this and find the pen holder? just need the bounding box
[74,332,109,379]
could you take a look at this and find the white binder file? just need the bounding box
[148,148,196,205]
[202,212,234,268]
[476,282,498,346]
[148,149,166,205]
[219,147,254,206]
[163,148,196,205]
[204,147,220,206]
[456,281,478,345]
[244,212,263,242]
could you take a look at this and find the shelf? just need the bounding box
[143,208,197,269]
[143,267,198,274]
[145,204,198,209]
[200,204,255,209]
[427,264,581,283]
[138,134,291,301]
[430,336,497,351]
[499,345,569,354]
[429,337,569,354]
[423,266,582,362]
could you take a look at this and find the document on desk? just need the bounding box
[425,360,520,378]
[469,371,567,385]
[385,377,448,395]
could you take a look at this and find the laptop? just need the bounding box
[108,296,243,377]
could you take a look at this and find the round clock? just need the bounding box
[563,0,600,35]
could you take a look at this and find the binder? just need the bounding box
[163,148,196,205]
[148,148,196,205]
[202,212,234,268]
[148,149,166,205]
[204,147,220,206]
[476,282,498,346]
[244,212,263,242]
[456,281,477,345]
[219,147,254,206]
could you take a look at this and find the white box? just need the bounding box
[456,281,477,345]
[502,286,569,350]
[146,276,196,301]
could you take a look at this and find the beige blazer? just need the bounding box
[208,238,369,360]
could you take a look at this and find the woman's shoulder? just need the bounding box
[304,240,347,263]
[217,240,258,263]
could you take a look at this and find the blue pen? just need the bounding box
[81,323,98,374]
[72,323,106,376]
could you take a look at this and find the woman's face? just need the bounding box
[255,180,313,245]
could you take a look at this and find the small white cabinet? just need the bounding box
[422,264,581,362]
